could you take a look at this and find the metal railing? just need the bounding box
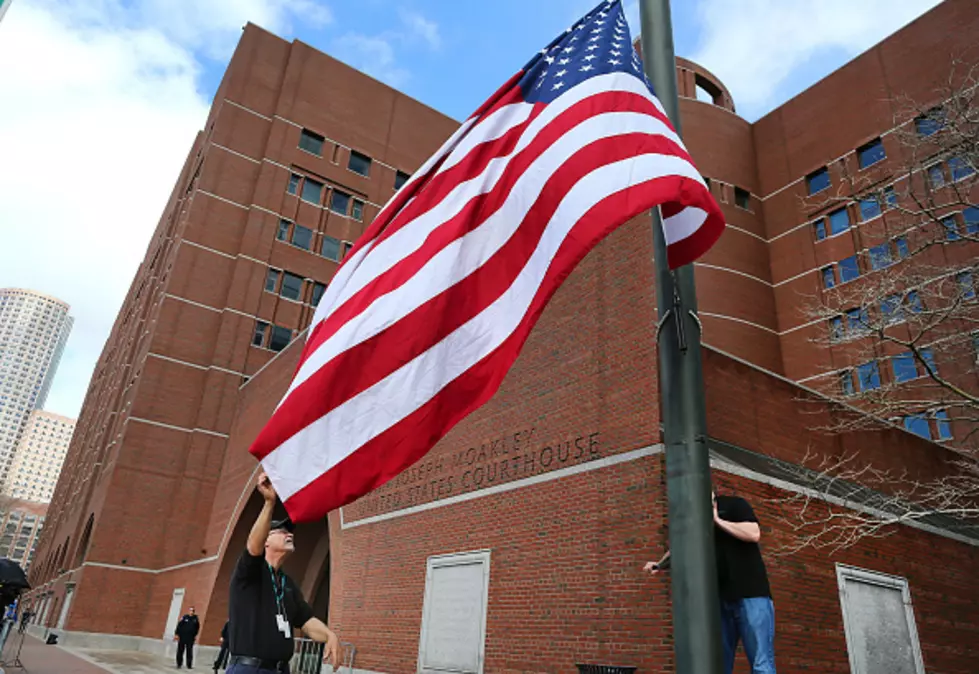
[292,638,356,674]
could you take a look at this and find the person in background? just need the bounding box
[174,606,201,669]
[644,489,777,674]
[213,620,230,673]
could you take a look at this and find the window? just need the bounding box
[949,156,975,181]
[868,243,892,270]
[264,269,280,293]
[807,167,830,195]
[829,317,844,342]
[291,225,313,251]
[814,219,828,241]
[915,108,944,137]
[856,361,881,392]
[348,150,372,177]
[940,215,960,241]
[894,236,910,259]
[288,174,302,195]
[908,292,922,314]
[964,207,979,234]
[838,255,860,283]
[276,220,291,241]
[892,351,920,382]
[903,414,931,439]
[880,294,903,323]
[252,321,269,347]
[821,266,836,289]
[958,271,976,300]
[269,326,292,352]
[857,138,886,169]
[734,187,751,210]
[828,208,850,235]
[299,129,325,156]
[321,236,341,262]
[860,197,882,221]
[311,282,326,307]
[919,348,937,375]
[330,190,351,215]
[927,164,945,189]
[846,308,868,335]
[839,370,855,397]
[934,409,952,440]
[395,170,410,190]
[301,178,324,204]
[351,199,365,222]
[280,272,303,301]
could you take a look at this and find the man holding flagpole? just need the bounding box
[249,0,725,671]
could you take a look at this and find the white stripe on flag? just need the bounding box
[663,207,709,245]
[264,153,704,501]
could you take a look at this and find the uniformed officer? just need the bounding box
[227,472,339,673]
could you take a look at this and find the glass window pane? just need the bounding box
[277,220,291,241]
[321,236,341,261]
[906,291,923,313]
[269,326,292,352]
[958,271,976,300]
[252,321,269,347]
[839,255,860,282]
[829,208,851,235]
[291,225,313,250]
[351,199,364,221]
[839,370,855,396]
[264,269,280,293]
[904,415,931,439]
[891,352,917,382]
[735,187,751,210]
[299,129,325,156]
[943,216,960,241]
[846,308,868,334]
[857,139,886,169]
[348,151,372,177]
[395,171,410,190]
[880,294,903,323]
[821,267,836,289]
[288,174,301,195]
[280,272,303,300]
[311,282,326,307]
[830,317,844,341]
[949,156,975,181]
[963,207,979,235]
[915,109,944,137]
[868,244,892,270]
[331,190,351,215]
[301,178,324,204]
[920,348,937,375]
[860,197,882,221]
[894,236,910,258]
[928,164,945,189]
[883,186,897,209]
[807,168,830,195]
[814,219,827,241]
[857,361,881,391]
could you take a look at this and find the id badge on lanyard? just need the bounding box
[276,613,291,638]
[269,563,291,638]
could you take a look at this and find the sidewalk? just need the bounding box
[0,633,182,674]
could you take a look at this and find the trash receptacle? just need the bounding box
[576,666,637,674]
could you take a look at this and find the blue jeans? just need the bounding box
[720,597,777,674]
[227,664,290,674]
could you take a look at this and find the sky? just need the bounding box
[0,0,943,419]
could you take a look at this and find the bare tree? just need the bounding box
[778,61,979,551]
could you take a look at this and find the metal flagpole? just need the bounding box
[637,1,723,673]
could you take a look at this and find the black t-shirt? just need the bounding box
[228,550,314,661]
[714,495,771,601]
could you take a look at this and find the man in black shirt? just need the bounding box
[174,607,201,669]
[643,490,777,674]
[227,472,339,673]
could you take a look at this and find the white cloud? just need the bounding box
[0,0,331,418]
[689,0,942,119]
[400,9,441,50]
[331,9,440,88]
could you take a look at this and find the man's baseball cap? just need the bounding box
[270,517,295,533]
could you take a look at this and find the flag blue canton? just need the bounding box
[519,0,651,104]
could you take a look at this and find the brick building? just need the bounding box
[26,1,979,672]
[0,499,46,572]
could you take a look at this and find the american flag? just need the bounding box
[251,0,724,522]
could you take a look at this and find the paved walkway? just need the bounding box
[0,633,185,674]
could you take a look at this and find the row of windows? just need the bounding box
[252,321,294,352]
[287,172,367,220]
[299,129,412,192]
[828,290,923,341]
[264,268,327,307]
[840,349,937,397]
[275,219,352,262]
[820,236,910,290]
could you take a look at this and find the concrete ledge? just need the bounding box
[23,626,220,663]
